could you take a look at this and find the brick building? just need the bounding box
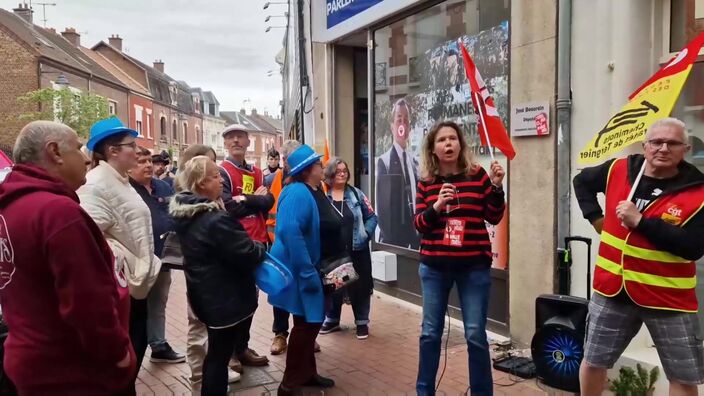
[0,5,129,147]
[92,38,203,160]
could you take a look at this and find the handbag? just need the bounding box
[160,231,184,270]
[319,253,359,291]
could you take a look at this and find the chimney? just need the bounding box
[240,108,246,115]
[13,3,33,24]
[61,27,80,47]
[108,34,122,51]
[46,27,56,34]
[153,59,164,73]
[251,108,258,116]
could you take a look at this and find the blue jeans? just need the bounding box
[416,263,492,396]
[324,288,371,326]
[147,270,172,347]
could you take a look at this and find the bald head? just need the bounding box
[13,121,75,165]
[12,121,90,190]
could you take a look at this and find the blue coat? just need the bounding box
[268,182,324,323]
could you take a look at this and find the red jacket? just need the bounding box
[0,164,135,395]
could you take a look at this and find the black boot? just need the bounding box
[303,374,335,388]
[277,383,303,396]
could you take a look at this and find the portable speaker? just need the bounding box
[530,294,589,393]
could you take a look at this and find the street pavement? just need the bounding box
[137,271,554,395]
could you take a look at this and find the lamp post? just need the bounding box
[263,1,287,10]
[265,13,288,22]
[265,26,286,33]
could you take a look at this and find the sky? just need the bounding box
[0,0,287,117]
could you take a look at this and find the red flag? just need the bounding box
[459,42,516,160]
[629,32,704,100]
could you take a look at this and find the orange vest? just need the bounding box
[220,160,268,243]
[266,169,284,243]
[594,158,704,312]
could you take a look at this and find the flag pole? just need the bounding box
[626,161,646,201]
[473,91,495,161]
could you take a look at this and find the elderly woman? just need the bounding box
[413,121,505,396]
[320,157,378,339]
[77,117,161,395]
[169,156,266,395]
[269,144,337,395]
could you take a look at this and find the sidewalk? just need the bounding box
[138,271,550,395]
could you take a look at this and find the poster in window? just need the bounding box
[373,21,509,269]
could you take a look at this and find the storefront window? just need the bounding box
[671,0,704,51]
[372,0,509,269]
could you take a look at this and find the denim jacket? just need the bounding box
[327,185,378,251]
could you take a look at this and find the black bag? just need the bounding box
[160,231,184,270]
[319,253,359,291]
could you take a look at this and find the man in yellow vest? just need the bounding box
[574,118,704,395]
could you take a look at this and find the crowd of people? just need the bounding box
[0,114,700,396]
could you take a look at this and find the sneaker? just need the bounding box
[150,342,186,363]
[271,333,288,355]
[319,322,341,334]
[227,369,241,383]
[356,325,369,340]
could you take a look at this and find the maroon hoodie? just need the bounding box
[0,164,135,395]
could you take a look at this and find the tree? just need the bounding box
[17,88,110,139]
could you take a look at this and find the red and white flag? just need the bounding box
[459,41,516,160]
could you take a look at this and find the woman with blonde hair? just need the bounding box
[169,145,243,392]
[413,121,505,396]
[170,156,265,395]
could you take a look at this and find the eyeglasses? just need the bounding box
[335,169,349,175]
[645,139,687,150]
[113,142,137,149]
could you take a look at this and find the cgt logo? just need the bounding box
[0,215,15,289]
[661,204,683,226]
[667,206,683,217]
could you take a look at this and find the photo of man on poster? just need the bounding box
[375,98,421,250]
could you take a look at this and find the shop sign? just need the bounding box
[327,0,384,28]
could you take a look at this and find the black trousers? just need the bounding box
[125,297,148,396]
[232,315,253,356]
[203,321,247,395]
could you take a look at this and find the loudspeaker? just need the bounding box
[530,294,589,393]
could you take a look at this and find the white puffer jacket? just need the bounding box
[77,161,161,299]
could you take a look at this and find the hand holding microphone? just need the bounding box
[433,183,457,213]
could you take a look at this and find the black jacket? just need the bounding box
[573,154,704,261]
[169,192,266,328]
[375,147,420,249]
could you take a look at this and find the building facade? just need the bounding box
[281,0,704,389]
[0,6,129,146]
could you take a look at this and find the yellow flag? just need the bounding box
[578,33,704,165]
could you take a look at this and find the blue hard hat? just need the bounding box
[255,252,293,296]
[287,144,323,177]
[86,117,138,151]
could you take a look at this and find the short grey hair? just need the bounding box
[323,156,349,186]
[646,117,689,141]
[280,140,301,159]
[13,121,75,164]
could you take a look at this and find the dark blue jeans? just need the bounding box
[416,264,492,396]
[324,288,371,326]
